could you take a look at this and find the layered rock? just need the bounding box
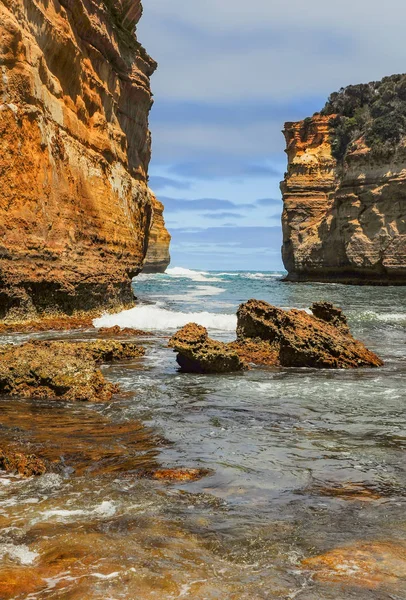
[281,82,406,284]
[0,0,170,321]
[142,194,171,273]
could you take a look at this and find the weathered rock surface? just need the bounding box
[237,299,383,369]
[0,339,144,401]
[0,0,170,321]
[142,194,171,273]
[281,111,406,284]
[0,447,46,477]
[169,301,382,372]
[169,323,246,374]
[302,542,406,589]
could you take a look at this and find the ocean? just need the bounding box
[1,268,406,598]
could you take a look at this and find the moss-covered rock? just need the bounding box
[0,340,144,402]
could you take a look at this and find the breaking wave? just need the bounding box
[94,304,237,332]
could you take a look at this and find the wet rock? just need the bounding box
[310,301,350,333]
[230,339,279,367]
[302,542,406,588]
[0,340,144,402]
[237,299,383,369]
[98,325,150,337]
[141,468,212,482]
[0,447,46,477]
[169,323,245,374]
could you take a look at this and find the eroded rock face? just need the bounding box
[142,194,172,273]
[0,339,144,401]
[169,323,246,374]
[0,0,170,320]
[281,115,406,284]
[236,299,383,369]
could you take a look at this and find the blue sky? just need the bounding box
[138,0,406,270]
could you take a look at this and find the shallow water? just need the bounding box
[1,269,406,598]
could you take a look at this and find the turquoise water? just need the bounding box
[1,268,406,598]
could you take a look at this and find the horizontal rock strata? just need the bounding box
[282,94,406,284]
[0,0,170,321]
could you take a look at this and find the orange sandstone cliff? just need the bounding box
[0,0,170,320]
[281,78,406,284]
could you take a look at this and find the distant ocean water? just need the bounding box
[2,268,406,598]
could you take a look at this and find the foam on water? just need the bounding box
[165,267,222,282]
[0,543,39,565]
[94,304,237,332]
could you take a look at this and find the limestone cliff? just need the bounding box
[0,0,170,320]
[142,194,171,273]
[281,76,406,284]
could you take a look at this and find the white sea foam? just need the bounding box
[165,267,222,282]
[353,311,406,324]
[94,305,236,332]
[0,543,39,565]
[38,500,117,523]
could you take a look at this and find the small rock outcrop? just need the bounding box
[0,447,46,477]
[237,299,383,369]
[0,0,170,321]
[169,323,245,374]
[281,75,406,284]
[0,339,144,401]
[169,301,382,372]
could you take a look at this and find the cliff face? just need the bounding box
[281,85,406,284]
[0,0,170,320]
[142,194,171,273]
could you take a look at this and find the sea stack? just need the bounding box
[0,0,170,321]
[281,75,406,285]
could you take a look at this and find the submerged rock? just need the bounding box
[0,340,144,402]
[302,542,406,588]
[236,299,383,369]
[169,323,245,374]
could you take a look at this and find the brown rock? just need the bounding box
[236,299,383,368]
[0,339,144,401]
[169,323,246,374]
[98,325,149,336]
[141,468,212,482]
[310,301,350,333]
[281,112,406,285]
[302,542,406,588]
[0,0,170,322]
[0,447,46,477]
[142,194,172,273]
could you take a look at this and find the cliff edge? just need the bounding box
[0,0,170,320]
[281,75,406,284]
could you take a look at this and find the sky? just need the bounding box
[138,0,406,271]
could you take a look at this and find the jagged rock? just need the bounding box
[169,323,245,374]
[0,0,170,321]
[0,448,46,477]
[0,340,144,401]
[310,301,350,333]
[236,299,383,369]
